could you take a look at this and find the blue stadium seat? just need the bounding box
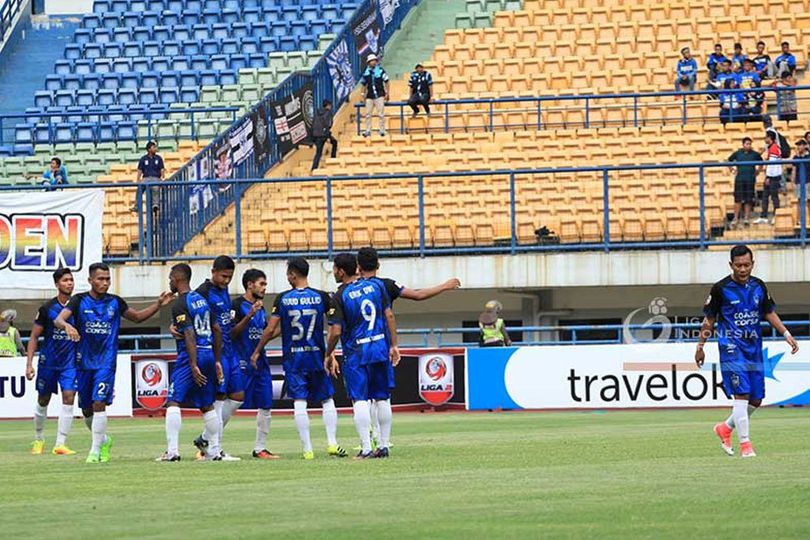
[76,123,97,143]
[290,21,309,37]
[85,43,104,59]
[94,59,113,74]
[167,0,184,12]
[170,56,190,71]
[24,107,42,124]
[152,25,171,43]
[64,106,84,123]
[143,41,161,57]
[201,39,218,55]
[231,22,249,40]
[132,57,150,72]
[98,122,116,141]
[221,0,238,9]
[34,91,53,108]
[219,69,237,85]
[106,105,124,122]
[34,124,51,144]
[64,44,82,60]
[132,26,151,42]
[229,54,248,71]
[190,55,208,71]
[186,0,202,11]
[279,36,299,52]
[221,38,238,55]
[248,53,265,69]
[243,7,261,24]
[298,35,317,50]
[102,13,119,29]
[121,72,141,89]
[260,36,279,54]
[202,8,220,24]
[76,90,96,107]
[139,88,159,105]
[85,105,106,122]
[159,87,179,105]
[162,71,180,88]
[14,124,33,144]
[118,122,137,141]
[183,12,202,27]
[160,11,179,27]
[93,27,113,43]
[171,25,190,41]
[55,123,75,143]
[64,74,82,91]
[83,14,102,29]
[152,57,170,72]
[130,0,147,11]
[122,11,140,27]
[118,88,138,106]
[94,0,112,14]
[45,75,63,91]
[179,70,198,87]
[74,28,92,45]
[54,60,72,75]
[163,40,182,58]
[270,22,287,38]
[180,86,199,102]
[54,90,74,107]
[182,40,200,56]
[211,23,228,40]
[243,0,259,7]
[113,27,131,43]
[123,42,142,57]
[280,6,299,23]
[141,72,159,88]
[110,0,128,13]
[322,4,339,20]
[199,70,217,86]
[104,43,123,58]
[210,54,228,71]
[221,8,239,24]
[112,59,132,74]
[301,6,320,22]
[82,73,102,91]
[242,37,259,55]
[0,146,13,157]
[310,20,327,36]
[193,23,212,41]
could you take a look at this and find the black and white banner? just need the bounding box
[228,118,254,166]
[377,0,400,28]
[352,4,383,68]
[269,79,314,157]
[251,104,271,165]
[327,39,355,102]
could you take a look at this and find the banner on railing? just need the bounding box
[0,355,133,418]
[270,78,315,157]
[0,189,102,292]
[228,117,254,166]
[353,3,383,67]
[466,343,810,410]
[251,104,271,165]
[188,158,213,215]
[327,39,355,102]
[377,0,400,27]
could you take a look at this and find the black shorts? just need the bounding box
[734,178,755,203]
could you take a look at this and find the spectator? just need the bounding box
[135,141,165,214]
[792,139,809,199]
[360,54,389,137]
[42,157,68,190]
[0,309,25,357]
[751,40,773,79]
[728,137,763,229]
[707,43,728,82]
[675,47,698,92]
[805,131,810,146]
[478,300,511,348]
[775,41,797,77]
[719,78,744,124]
[738,59,764,118]
[732,42,747,73]
[311,99,337,171]
[408,63,433,116]
[755,131,782,224]
[771,71,798,123]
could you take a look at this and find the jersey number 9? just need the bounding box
[361,299,376,331]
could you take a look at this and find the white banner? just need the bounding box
[467,342,810,409]
[0,355,133,418]
[0,189,103,292]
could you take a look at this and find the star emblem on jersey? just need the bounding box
[762,347,784,381]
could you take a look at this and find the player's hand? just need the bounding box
[25,364,35,380]
[191,365,207,386]
[444,278,461,290]
[64,323,80,342]
[786,334,799,354]
[249,300,263,316]
[168,324,183,340]
[389,346,401,367]
[215,362,224,385]
[250,352,258,370]
[325,353,340,376]
[695,347,705,368]
[158,291,175,307]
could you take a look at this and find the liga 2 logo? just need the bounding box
[135,359,168,410]
[418,354,454,406]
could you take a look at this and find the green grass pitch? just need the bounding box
[1,408,809,539]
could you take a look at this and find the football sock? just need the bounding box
[375,399,393,449]
[214,399,224,425]
[293,400,312,453]
[255,408,272,452]
[322,398,338,447]
[90,411,107,454]
[34,403,47,440]
[724,403,757,429]
[732,399,750,443]
[370,399,379,439]
[55,404,74,446]
[203,409,222,457]
[352,400,372,453]
[166,406,182,456]
[83,413,93,431]
[222,398,243,428]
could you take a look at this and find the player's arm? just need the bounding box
[695,316,715,367]
[25,323,44,380]
[231,300,262,339]
[122,292,174,323]
[325,323,342,376]
[184,327,207,386]
[400,278,461,301]
[383,306,400,366]
[764,312,799,354]
[54,304,79,342]
[212,321,224,384]
[252,315,280,367]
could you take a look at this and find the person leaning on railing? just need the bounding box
[478,301,511,348]
[134,141,165,215]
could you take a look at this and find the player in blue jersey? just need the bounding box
[25,268,77,455]
[188,255,244,460]
[252,257,348,460]
[231,268,279,460]
[56,262,173,463]
[158,264,225,462]
[326,253,400,459]
[695,245,798,458]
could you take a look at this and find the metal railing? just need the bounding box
[0,0,25,46]
[354,85,809,135]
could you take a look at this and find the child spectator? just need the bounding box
[675,47,698,92]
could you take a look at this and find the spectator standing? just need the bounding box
[755,131,783,224]
[311,99,337,171]
[751,41,773,79]
[675,47,698,92]
[728,137,763,228]
[775,41,797,77]
[360,54,389,137]
[732,42,747,73]
[478,300,511,348]
[408,63,433,116]
[791,139,809,199]
[42,157,68,190]
[707,44,728,82]
[136,141,165,214]
[0,309,25,357]
[772,72,798,123]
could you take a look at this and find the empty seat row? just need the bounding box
[13,119,222,145]
[51,59,239,82]
[46,65,255,92]
[93,0,335,15]
[33,86,202,108]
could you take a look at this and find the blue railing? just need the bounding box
[19,320,810,353]
[0,0,25,46]
[354,85,810,135]
[158,0,419,257]
[0,106,240,147]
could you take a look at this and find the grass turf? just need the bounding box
[1,408,809,539]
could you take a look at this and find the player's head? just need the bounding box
[286,257,309,287]
[53,268,74,295]
[169,263,192,293]
[742,136,752,150]
[357,246,380,273]
[243,268,267,299]
[332,253,357,283]
[88,262,111,295]
[729,244,754,281]
[211,254,235,288]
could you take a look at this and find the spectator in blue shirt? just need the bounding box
[792,139,809,199]
[408,63,433,116]
[775,41,797,76]
[675,47,698,92]
[42,157,68,190]
[707,44,728,82]
[136,141,165,213]
[738,59,764,117]
[719,78,744,125]
[731,43,746,73]
[751,41,772,79]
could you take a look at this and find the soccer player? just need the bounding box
[190,255,243,460]
[232,268,278,460]
[326,253,400,459]
[252,257,347,460]
[25,268,77,455]
[695,245,798,458]
[56,262,173,463]
[158,264,224,462]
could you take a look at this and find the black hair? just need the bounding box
[333,253,357,277]
[89,262,110,275]
[734,42,742,49]
[797,139,808,146]
[242,268,266,289]
[356,246,379,272]
[805,131,810,139]
[765,131,775,142]
[714,43,722,49]
[212,254,235,271]
[146,141,156,150]
[730,244,753,261]
[53,267,72,282]
[322,99,332,108]
[742,136,752,144]
[757,40,765,47]
[287,257,309,278]
[781,41,789,47]
[680,47,689,54]
[171,263,192,282]
[781,72,793,80]
[51,157,61,167]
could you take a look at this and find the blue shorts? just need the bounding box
[343,361,393,402]
[167,350,218,409]
[217,350,245,396]
[243,368,273,409]
[36,364,78,397]
[286,369,334,403]
[77,367,115,408]
[720,355,765,400]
